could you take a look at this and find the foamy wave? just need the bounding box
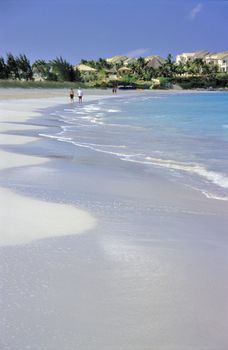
[74,111,88,115]
[83,105,102,112]
[50,112,60,116]
[106,109,121,113]
[40,133,129,156]
[40,130,228,190]
[39,133,72,142]
[79,142,126,148]
[64,108,75,112]
[201,191,228,201]
[122,156,228,189]
[69,141,137,157]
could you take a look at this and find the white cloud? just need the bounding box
[189,3,203,20]
[125,48,150,58]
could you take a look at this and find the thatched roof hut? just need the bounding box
[106,56,128,64]
[145,56,165,69]
[124,58,138,66]
[75,64,97,72]
[118,66,132,74]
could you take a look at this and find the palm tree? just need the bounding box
[16,54,33,80]
[175,61,185,76]
[50,57,81,81]
[32,59,50,80]
[97,58,111,70]
[80,59,88,65]
[202,62,219,78]
[84,60,97,69]
[128,57,146,79]
[137,57,146,67]
[0,56,8,79]
[6,53,19,79]
[185,58,204,76]
[158,54,175,78]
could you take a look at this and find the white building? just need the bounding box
[176,50,228,73]
[205,52,228,73]
[176,51,209,64]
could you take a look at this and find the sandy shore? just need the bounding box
[0,89,96,246]
[1,88,228,349]
[0,87,129,100]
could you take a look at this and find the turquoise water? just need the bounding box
[41,91,228,200]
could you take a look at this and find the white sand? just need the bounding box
[0,90,97,246]
[0,187,96,246]
[0,150,49,170]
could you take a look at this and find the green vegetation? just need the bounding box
[0,52,227,90]
[0,53,81,84]
[174,74,228,89]
[0,80,84,89]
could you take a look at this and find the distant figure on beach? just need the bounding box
[69,88,74,102]
[77,87,83,104]
[112,84,117,94]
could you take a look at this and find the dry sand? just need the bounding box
[0,89,97,247]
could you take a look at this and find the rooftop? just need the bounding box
[76,64,97,72]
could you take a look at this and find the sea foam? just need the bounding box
[122,156,228,189]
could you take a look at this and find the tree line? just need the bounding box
[81,54,220,80]
[0,53,225,87]
[0,53,81,82]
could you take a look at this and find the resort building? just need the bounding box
[75,64,97,73]
[123,58,138,66]
[106,67,118,81]
[118,67,132,75]
[176,51,209,64]
[205,52,228,73]
[176,50,228,72]
[106,56,128,65]
[145,55,166,69]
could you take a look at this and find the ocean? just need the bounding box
[41,91,228,201]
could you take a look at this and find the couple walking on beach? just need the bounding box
[69,88,83,104]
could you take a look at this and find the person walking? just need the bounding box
[77,87,83,104]
[112,84,117,93]
[69,88,74,102]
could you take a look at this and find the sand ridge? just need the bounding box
[0,90,97,246]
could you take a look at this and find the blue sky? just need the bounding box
[0,0,227,64]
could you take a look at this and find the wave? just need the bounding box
[201,191,228,201]
[40,128,228,191]
[39,132,129,154]
[69,141,138,157]
[106,109,121,113]
[122,156,228,189]
[64,108,75,112]
[83,105,102,112]
[77,142,126,148]
[39,133,72,142]
[74,111,88,115]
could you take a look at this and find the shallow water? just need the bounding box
[1,91,228,350]
[41,91,228,200]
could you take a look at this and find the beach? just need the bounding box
[0,89,99,246]
[1,88,228,350]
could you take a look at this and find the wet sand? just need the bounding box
[0,91,97,246]
[0,89,228,350]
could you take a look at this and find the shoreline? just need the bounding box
[0,91,98,247]
[0,86,227,101]
[0,90,227,245]
[1,88,228,349]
